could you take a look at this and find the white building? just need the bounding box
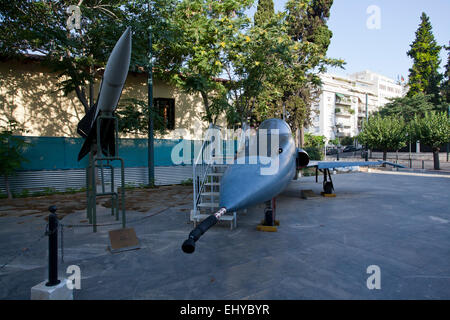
[307,70,405,142]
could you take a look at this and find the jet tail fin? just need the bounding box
[77,114,116,161]
[77,103,98,139]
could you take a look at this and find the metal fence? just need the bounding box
[1,136,236,195]
[16,136,196,170]
[0,166,194,195]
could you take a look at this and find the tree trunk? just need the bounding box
[4,175,12,199]
[382,150,387,167]
[299,125,304,148]
[200,91,212,124]
[295,128,300,148]
[89,82,94,108]
[433,147,440,170]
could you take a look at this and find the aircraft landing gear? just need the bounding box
[263,198,276,226]
[316,168,335,194]
[258,198,279,232]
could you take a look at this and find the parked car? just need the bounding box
[326,147,338,155]
[343,145,357,153]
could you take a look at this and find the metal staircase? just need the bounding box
[191,124,248,230]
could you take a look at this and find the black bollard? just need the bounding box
[46,205,60,286]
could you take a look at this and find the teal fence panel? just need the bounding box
[18,137,89,170]
[15,136,237,171]
[117,138,189,167]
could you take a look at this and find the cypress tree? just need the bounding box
[254,0,275,26]
[407,12,442,105]
[441,44,450,103]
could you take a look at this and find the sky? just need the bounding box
[247,0,450,81]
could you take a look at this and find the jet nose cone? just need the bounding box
[122,26,132,43]
[114,26,132,60]
[219,162,279,212]
[102,26,132,86]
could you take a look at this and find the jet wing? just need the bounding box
[307,160,405,170]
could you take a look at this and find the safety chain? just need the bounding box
[1,192,191,270]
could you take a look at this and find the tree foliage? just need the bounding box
[223,13,299,126]
[254,0,275,26]
[303,132,325,160]
[340,136,354,146]
[0,0,343,134]
[410,111,450,170]
[441,44,450,104]
[0,0,180,134]
[378,93,435,122]
[281,0,344,131]
[0,0,129,113]
[407,12,442,104]
[167,0,253,124]
[0,120,31,199]
[410,111,450,150]
[358,115,407,159]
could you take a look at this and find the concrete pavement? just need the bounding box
[0,172,449,299]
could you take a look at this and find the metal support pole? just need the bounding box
[409,137,412,165]
[121,158,126,228]
[91,156,97,232]
[447,105,449,162]
[147,8,155,187]
[365,94,369,161]
[46,206,60,286]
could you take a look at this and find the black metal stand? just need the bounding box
[318,168,334,194]
[46,206,60,286]
[263,198,276,226]
[86,112,126,232]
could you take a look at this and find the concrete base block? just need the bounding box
[321,192,336,197]
[256,225,278,232]
[31,279,73,300]
[260,219,280,226]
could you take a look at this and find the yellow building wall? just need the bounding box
[0,59,223,140]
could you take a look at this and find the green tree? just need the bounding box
[223,13,299,127]
[410,111,450,170]
[283,0,344,140]
[441,44,450,104]
[328,137,339,146]
[407,12,442,104]
[231,0,343,136]
[0,121,31,199]
[254,0,275,26]
[340,136,354,146]
[0,1,129,114]
[0,1,179,134]
[358,115,408,163]
[378,93,434,122]
[304,133,325,160]
[168,0,253,124]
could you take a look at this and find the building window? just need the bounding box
[154,98,175,130]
